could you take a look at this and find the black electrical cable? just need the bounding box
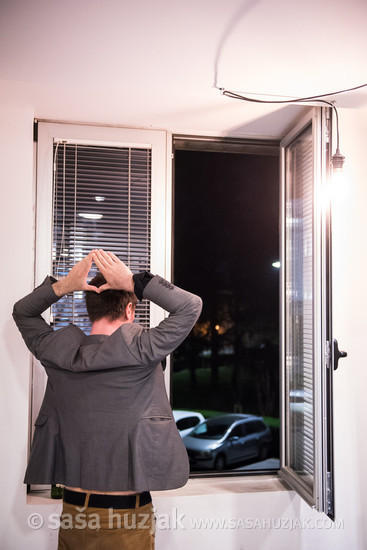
[220,82,367,104]
[220,82,367,158]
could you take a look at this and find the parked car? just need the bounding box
[173,410,205,438]
[183,414,272,470]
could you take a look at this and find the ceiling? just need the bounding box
[1,0,366,139]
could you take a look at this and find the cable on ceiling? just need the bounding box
[220,83,367,165]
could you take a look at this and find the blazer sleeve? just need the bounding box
[13,275,202,372]
[12,276,62,360]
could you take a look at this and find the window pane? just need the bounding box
[51,142,151,333]
[285,124,314,488]
[172,147,280,473]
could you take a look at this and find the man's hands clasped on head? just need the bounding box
[92,250,134,292]
[52,251,100,297]
[52,249,134,297]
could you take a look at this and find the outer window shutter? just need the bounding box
[51,142,151,333]
[279,108,335,518]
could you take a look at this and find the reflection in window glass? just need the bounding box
[172,148,280,473]
[285,125,314,488]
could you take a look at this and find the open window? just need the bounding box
[279,107,335,518]
[172,108,336,517]
[31,113,336,516]
[172,137,280,474]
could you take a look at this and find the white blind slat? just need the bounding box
[51,142,151,334]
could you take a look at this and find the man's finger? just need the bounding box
[96,248,112,264]
[84,254,94,270]
[97,283,112,293]
[107,251,119,263]
[95,249,113,266]
[99,250,115,264]
[84,284,100,293]
[92,251,106,270]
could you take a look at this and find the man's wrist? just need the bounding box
[52,278,70,297]
[133,272,154,300]
[126,274,135,293]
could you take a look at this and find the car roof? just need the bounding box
[205,414,262,424]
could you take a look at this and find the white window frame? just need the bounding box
[279,107,334,518]
[31,122,171,484]
[29,114,336,518]
[172,122,335,518]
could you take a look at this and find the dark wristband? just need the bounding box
[133,272,154,301]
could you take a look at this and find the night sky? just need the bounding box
[173,149,280,328]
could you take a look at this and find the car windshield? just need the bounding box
[191,420,231,439]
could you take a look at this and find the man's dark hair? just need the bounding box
[85,273,138,323]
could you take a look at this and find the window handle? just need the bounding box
[333,339,347,370]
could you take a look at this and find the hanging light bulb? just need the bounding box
[331,148,345,173]
[331,148,348,201]
[330,104,345,176]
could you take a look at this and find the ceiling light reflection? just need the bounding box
[78,213,103,220]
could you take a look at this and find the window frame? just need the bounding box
[172,134,281,480]
[172,122,335,517]
[29,117,335,516]
[35,121,170,285]
[30,121,170,490]
[278,107,334,518]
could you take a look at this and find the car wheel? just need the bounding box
[214,454,226,471]
[258,444,268,461]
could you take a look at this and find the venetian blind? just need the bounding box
[285,123,314,488]
[51,142,151,334]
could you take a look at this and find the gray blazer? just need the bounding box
[13,275,202,492]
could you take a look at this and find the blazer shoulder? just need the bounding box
[143,275,202,316]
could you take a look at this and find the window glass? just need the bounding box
[176,417,201,431]
[31,122,167,492]
[229,424,243,438]
[51,142,151,332]
[172,146,280,473]
[284,124,314,488]
[192,418,231,440]
[279,108,334,517]
[245,421,258,435]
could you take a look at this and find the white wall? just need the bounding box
[0,103,57,549]
[1,97,367,550]
[305,107,367,550]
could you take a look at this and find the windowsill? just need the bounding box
[27,491,63,505]
[26,474,291,506]
[152,473,290,498]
